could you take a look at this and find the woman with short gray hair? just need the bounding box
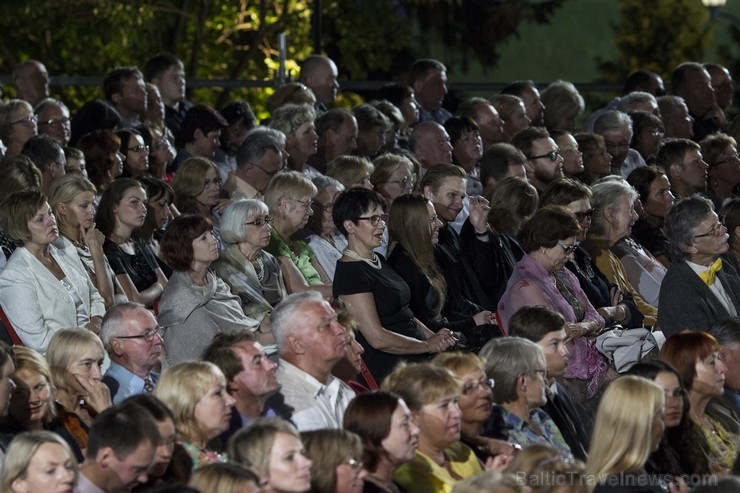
[212,198,288,330]
[658,195,740,336]
[480,337,573,458]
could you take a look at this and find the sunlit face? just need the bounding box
[415,69,447,112]
[521,86,545,126]
[112,308,163,377]
[335,456,365,493]
[10,369,51,428]
[196,167,222,208]
[608,194,638,242]
[124,134,149,176]
[416,393,462,450]
[242,211,273,249]
[674,148,708,193]
[426,201,443,245]
[64,157,87,178]
[565,198,592,241]
[556,133,584,176]
[307,59,339,104]
[474,103,504,148]
[107,440,155,492]
[8,106,38,146]
[148,192,173,229]
[145,84,166,124]
[37,103,71,147]
[425,176,466,223]
[504,102,531,139]
[709,145,740,192]
[67,345,105,394]
[537,328,569,379]
[342,331,364,376]
[291,122,319,159]
[113,186,148,231]
[193,380,236,442]
[295,300,348,365]
[348,204,386,252]
[230,341,280,400]
[330,116,358,156]
[643,174,674,218]
[653,371,684,428]
[191,229,219,265]
[377,164,413,203]
[692,351,727,398]
[149,418,176,478]
[452,129,483,169]
[11,442,76,493]
[153,64,186,104]
[27,202,59,246]
[528,138,564,186]
[282,195,314,232]
[267,432,312,493]
[690,212,729,263]
[419,125,453,166]
[382,400,419,465]
[457,369,493,426]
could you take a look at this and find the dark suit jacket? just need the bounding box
[657,260,740,336]
[543,382,591,461]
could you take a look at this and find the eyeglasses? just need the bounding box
[649,127,665,137]
[528,149,561,162]
[557,240,580,253]
[429,213,439,225]
[114,327,163,342]
[573,209,594,221]
[244,216,274,227]
[128,145,149,154]
[251,162,286,176]
[694,221,725,238]
[11,115,38,127]
[39,117,70,128]
[355,214,388,226]
[344,458,362,470]
[291,198,314,209]
[714,152,740,166]
[384,176,413,189]
[461,378,495,395]
[317,201,334,212]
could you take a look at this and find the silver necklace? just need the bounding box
[252,254,265,282]
[343,248,381,269]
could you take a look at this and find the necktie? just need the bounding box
[699,258,723,286]
[143,376,154,393]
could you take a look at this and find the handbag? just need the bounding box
[594,326,661,373]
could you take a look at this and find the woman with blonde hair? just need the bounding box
[586,376,676,492]
[172,157,229,243]
[49,174,123,309]
[301,428,366,493]
[264,171,332,297]
[269,103,319,176]
[327,156,374,190]
[370,154,415,207]
[228,417,312,493]
[189,462,261,493]
[3,347,84,462]
[46,329,111,452]
[0,430,77,493]
[154,361,236,469]
[382,362,483,493]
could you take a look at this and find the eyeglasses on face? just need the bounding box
[39,117,70,128]
[128,145,149,154]
[573,209,594,221]
[461,378,495,396]
[355,214,389,226]
[251,162,286,177]
[694,220,725,238]
[384,176,413,189]
[244,216,274,227]
[557,240,580,254]
[528,150,561,162]
[291,198,314,209]
[11,115,38,127]
[114,327,163,342]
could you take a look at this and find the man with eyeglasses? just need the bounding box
[593,110,646,179]
[101,302,163,404]
[20,134,66,196]
[226,127,286,201]
[655,138,708,200]
[35,98,71,147]
[510,126,563,194]
[658,195,740,336]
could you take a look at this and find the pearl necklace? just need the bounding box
[343,248,381,269]
[252,254,265,282]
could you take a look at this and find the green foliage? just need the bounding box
[598,0,711,83]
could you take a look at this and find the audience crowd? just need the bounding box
[0,53,739,493]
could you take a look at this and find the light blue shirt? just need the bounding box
[103,361,158,405]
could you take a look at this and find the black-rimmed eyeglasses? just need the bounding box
[528,150,561,162]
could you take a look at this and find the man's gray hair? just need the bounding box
[593,110,633,140]
[618,91,657,113]
[236,126,281,169]
[664,195,715,261]
[271,291,324,350]
[100,302,147,348]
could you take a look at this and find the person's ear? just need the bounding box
[343,219,356,236]
[287,334,304,355]
[523,160,535,175]
[97,447,115,469]
[193,128,205,143]
[109,338,125,358]
[422,185,434,200]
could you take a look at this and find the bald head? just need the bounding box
[409,122,453,169]
[13,60,49,107]
[299,55,339,105]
